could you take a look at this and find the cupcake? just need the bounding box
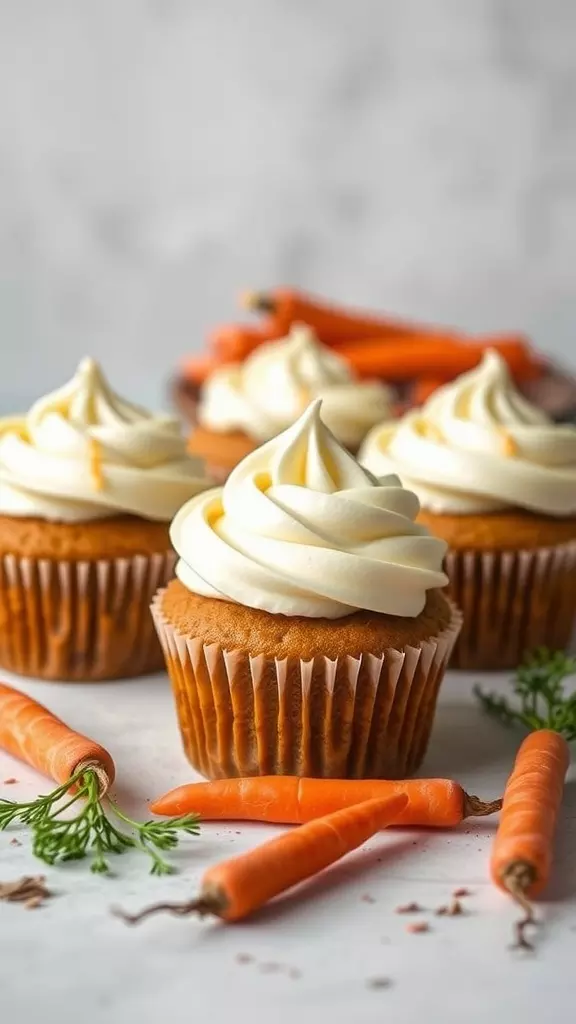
[359,351,576,670]
[188,323,393,479]
[152,400,461,780]
[0,358,212,681]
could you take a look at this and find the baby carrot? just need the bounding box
[0,682,198,874]
[491,729,570,948]
[150,776,502,826]
[180,353,220,384]
[208,323,281,362]
[242,287,420,344]
[117,794,408,925]
[334,337,541,382]
[411,377,446,406]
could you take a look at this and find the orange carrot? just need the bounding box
[243,287,422,344]
[0,682,115,792]
[491,729,570,948]
[150,775,501,827]
[208,323,281,362]
[411,378,446,406]
[0,681,198,873]
[333,337,541,382]
[117,794,408,925]
[181,353,220,384]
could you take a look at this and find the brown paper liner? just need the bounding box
[445,541,576,671]
[151,594,462,779]
[0,551,176,681]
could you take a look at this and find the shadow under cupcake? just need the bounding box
[153,400,461,779]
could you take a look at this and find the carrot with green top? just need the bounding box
[150,775,501,826]
[117,794,408,925]
[0,682,199,874]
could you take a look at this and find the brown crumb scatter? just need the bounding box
[361,893,376,904]
[0,876,51,908]
[453,887,472,898]
[367,977,392,990]
[396,901,423,914]
[235,953,254,965]
[3,778,18,785]
[406,921,429,934]
[9,838,22,847]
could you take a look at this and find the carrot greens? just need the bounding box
[0,766,199,874]
[475,648,576,740]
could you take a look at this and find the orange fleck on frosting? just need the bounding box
[88,438,105,491]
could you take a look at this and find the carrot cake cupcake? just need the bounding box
[188,323,393,479]
[0,358,212,681]
[153,399,461,780]
[359,350,576,669]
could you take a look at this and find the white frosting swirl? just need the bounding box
[359,350,576,516]
[0,358,211,522]
[172,400,448,619]
[198,324,393,449]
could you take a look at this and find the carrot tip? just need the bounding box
[463,794,503,818]
[240,290,274,315]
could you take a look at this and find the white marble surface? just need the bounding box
[1,1,576,414]
[1,666,575,1024]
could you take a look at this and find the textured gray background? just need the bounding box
[1,0,575,411]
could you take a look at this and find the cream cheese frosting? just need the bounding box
[359,350,576,516]
[172,399,448,619]
[198,324,393,449]
[0,358,211,522]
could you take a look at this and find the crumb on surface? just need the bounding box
[235,953,254,965]
[361,893,376,904]
[3,778,18,785]
[406,921,429,934]
[453,887,472,897]
[436,899,464,917]
[396,901,423,914]
[0,876,51,908]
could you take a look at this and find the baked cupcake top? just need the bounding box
[171,399,448,619]
[198,323,393,450]
[359,350,576,517]
[0,358,211,523]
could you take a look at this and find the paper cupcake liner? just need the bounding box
[0,550,176,681]
[445,540,576,671]
[151,593,462,780]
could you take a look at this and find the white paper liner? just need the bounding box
[445,539,576,670]
[151,592,462,780]
[0,550,176,681]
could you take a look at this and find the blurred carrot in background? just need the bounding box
[334,335,541,381]
[242,286,422,345]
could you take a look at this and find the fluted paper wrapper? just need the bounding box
[445,540,576,671]
[0,551,176,681]
[151,593,462,780]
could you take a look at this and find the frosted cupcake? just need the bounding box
[0,358,212,681]
[360,351,576,670]
[153,400,461,779]
[188,324,394,479]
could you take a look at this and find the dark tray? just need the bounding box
[171,361,576,428]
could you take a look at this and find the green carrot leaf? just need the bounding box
[475,648,576,739]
